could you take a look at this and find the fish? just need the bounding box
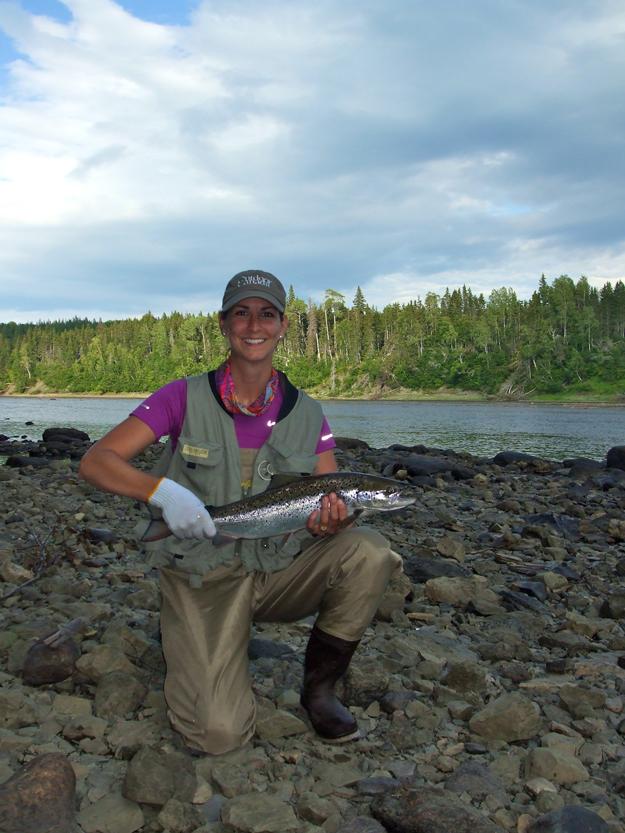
[140,471,416,544]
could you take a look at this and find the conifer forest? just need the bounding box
[1,274,624,399]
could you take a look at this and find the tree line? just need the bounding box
[1,274,624,399]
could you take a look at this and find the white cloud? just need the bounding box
[0,0,623,322]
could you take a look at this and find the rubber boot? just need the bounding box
[300,626,361,743]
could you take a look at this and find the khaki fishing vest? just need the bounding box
[143,372,324,584]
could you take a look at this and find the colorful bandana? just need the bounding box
[216,360,280,417]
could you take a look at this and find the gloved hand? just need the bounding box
[148,478,217,539]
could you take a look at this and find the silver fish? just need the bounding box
[141,471,416,544]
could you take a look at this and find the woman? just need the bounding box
[79,269,401,755]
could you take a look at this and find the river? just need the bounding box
[1,396,623,460]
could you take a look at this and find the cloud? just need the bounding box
[0,0,623,322]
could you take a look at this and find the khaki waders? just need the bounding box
[159,527,402,755]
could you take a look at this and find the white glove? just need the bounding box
[148,478,217,540]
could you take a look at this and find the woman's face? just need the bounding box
[221,297,288,365]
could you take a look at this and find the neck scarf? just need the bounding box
[216,360,280,416]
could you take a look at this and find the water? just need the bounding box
[1,396,623,460]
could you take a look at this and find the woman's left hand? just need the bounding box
[307,492,349,536]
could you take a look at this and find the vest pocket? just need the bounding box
[261,441,318,478]
[176,437,224,498]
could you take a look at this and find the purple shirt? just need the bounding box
[131,377,335,454]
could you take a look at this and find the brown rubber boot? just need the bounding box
[300,626,361,743]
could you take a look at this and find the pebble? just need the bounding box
[1,434,625,831]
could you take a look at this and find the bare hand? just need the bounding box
[306,492,348,537]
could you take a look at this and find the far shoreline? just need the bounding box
[1,390,623,406]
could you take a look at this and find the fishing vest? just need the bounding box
[143,371,324,585]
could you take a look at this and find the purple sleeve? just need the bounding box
[130,379,187,446]
[315,416,336,454]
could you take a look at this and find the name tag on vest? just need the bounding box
[182,443,210,459]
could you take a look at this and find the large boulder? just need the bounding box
[42,427,90,443]
[606,445,625,470]
[371,783,499,833]
[0,753,76,833]
[22,638,80,686]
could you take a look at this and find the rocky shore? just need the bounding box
[1,428,625,833]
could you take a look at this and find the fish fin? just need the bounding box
[140,519,172,543]
[211,533,239,548]
[337,509,365,529]
[266,472,310,490]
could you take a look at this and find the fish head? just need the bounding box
[353,475,416,511]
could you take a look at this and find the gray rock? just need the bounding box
[100,622,151,659]
[444,760,507,801]
[380,690,423,713]
[75,645,139,682]
[21,638,80,686]
[528,804,610,832]
[43,426,90,443]
[511,579,549,602]
[248,637,294,659]
[558,684,606,719]
[494,451,539,466]
[310,761,362,787]
[356,777,401,796]
[500,588,548,614]
[85,527,119,544]
[425,575,497,607]
[211,762,253,798]
[123,747,196,807]
[523,513,580,540]
[372,783,500,832]
[106,719,158,758]
[62,715,107,741]
[255,707,308,740]
[403,555,470,582]
[157,798,204,833]
[344,656,389,707]
[0,753,76,833]
[78,792,144,833]
[469,693,542,742]
[337,818,387,833]
[600,593,625,619]
[297,792,336,824]
[94,671,148,718]
[524,748,590,785]
[221,793,299,832]
[436,535,466,562]
[0,689,41,729]
[442,660,488,694]
[606,446,625,471]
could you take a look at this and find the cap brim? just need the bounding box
[221,289,285,313]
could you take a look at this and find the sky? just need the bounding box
[0,0,624,323]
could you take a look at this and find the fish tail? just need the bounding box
[140,519,172,543]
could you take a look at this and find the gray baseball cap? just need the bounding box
[221,269,286,313]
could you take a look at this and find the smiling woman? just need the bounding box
[77,267,402,755]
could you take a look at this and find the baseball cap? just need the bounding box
[221,269,286,314]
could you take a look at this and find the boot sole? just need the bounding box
[316,727,361,744]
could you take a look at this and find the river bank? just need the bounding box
[1,432,625,832]
[2,389,624,405]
